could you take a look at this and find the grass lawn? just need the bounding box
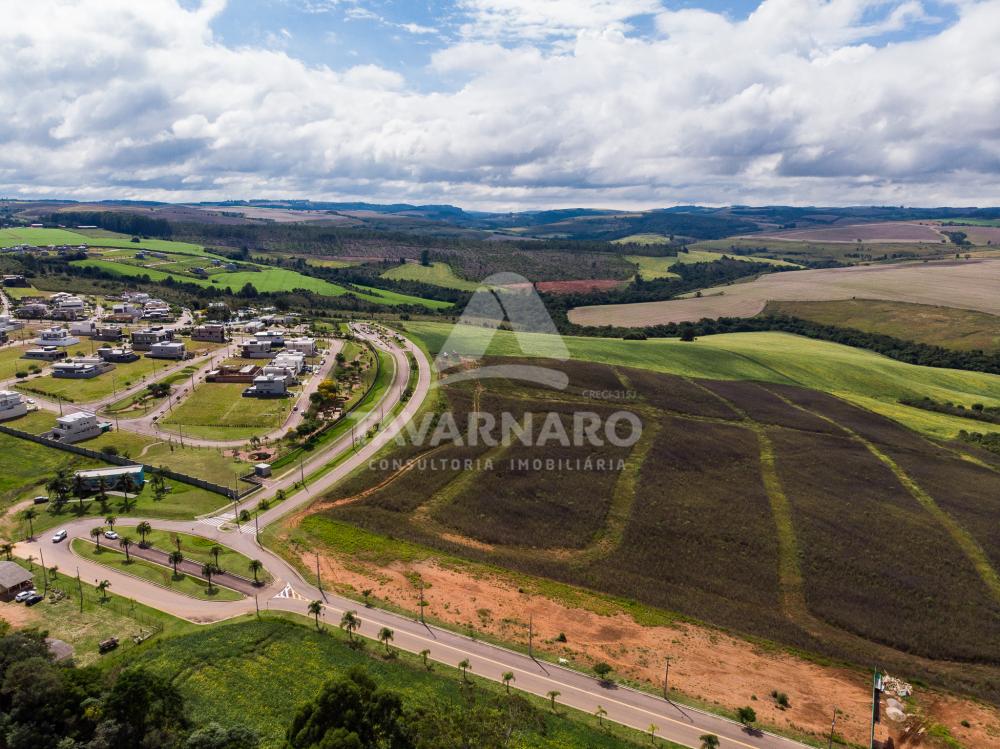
[118,526,272,583]
[3,285,50,299]
[404,321,1000,440]
[0,561,192,666]
[5,409,57,433]
[613,233,673,245]
[765,299,1000,352]
[625,255,679,280]
[0,343,36,379]
[72,539,242,600]
[160,382,292,441]
[15,356,176,402]
[0,431,98,510]
[103,367,199,419]
[129,617,656,749]
[380,261,479,291]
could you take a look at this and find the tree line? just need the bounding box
[44,212,173,239]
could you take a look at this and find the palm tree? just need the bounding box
[248,559,263,585]
[458,659,471,682]
[0,542,12,561]
[547,690,560,711]
[699,734,720,749]
[595,706,607,727]
[419,649,431,670]
[20,508,37,540]
[97,579,111,601]
[377,627,394,653]
[72,475,87,509]
[90,527,103,548]
[201,563,217,591]
[648,724,659,743]
[361,588,372,607]
[105,515,117,531]
[48,566,58,580]
[118,536,134,562]
[136,521,152,547]
[120,475,137,511]
[308,600,324,630]
[97,475,108,503]
[210,544,223,570]
[47,470,70,509]
[168,550,184,577]
[339,610,360,640]
[502,671,515,694]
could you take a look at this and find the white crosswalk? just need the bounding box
[198,513,258,535]
[274,583,306,601]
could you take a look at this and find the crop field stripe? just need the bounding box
[412,442,513,528]
[763,385,1000,605]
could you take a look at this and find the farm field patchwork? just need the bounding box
[568,257,1000,326]
[765,299,1000,351]
[380,260,480,290]
[0,227,209,256]
[159,381,292,440]
[625,255,679,279]
[296,358,1000,704]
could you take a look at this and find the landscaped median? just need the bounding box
[71,537,243,601]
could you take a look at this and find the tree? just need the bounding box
[595,705,607,727]
[73,474,87,509]
[20,508,37,540]
[737,706,757,730]
[699,734,720,749]
[502,671,515,694]
[458,659,471,682]
[210,544,223,570]
[648,723,659,743]
[593,661,613,683]
[339,610,360,640]
[0,542,11,561]
[308,600,324,630]
[46,469,71,508]
[90,526,103,548]
[377,627,394,653]
[185,722,261,749]
[105,515,117,531]
[97,475,108,503]
[420,249,430,267]
[248,559,263,585]
[119,535,134,562]
[97,579,111,601]
[136,521,152,546]
[361,588,372,606]
[419,648,431,670]
[169,550,184,577]
[202,563,217,591]
[48,566,58,580]
[547,690,560,711]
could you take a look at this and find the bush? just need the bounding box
[14,371,26,378]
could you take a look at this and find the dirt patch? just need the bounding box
[535,279,625,294]
[299,547,1000,747]
[750,222,944,243]
[0,601,40,628]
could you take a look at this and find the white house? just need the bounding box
[131,326,173,350]
[47,411,108,443]
[254,330,285,347]
[285,337,317,356]
[245,373,288,397]
[0,391,28,421]
[149,341,186,360]
[35,327,79,347]
[0,315,24,333]
[51,357,114,379]
[263,351,306,380]
[240,339,272,358]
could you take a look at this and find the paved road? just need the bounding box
[11,325,811,749]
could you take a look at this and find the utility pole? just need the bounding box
[419,581,426,624]
[663,656,671,699]
[254,593,260,619]
[254,511,260,544]
[178,422,184,448]
[316,553,326,602]
[299,455,305,485]
[828,706,838,749]
[528,614,533,659]
[39,547,48,593]
[76,568,83,613]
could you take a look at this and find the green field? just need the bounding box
[2,284,49,299]
[613,233,673,245]
[692,237,954,264]
[72,539,242,600]
[381,261,480,290]
[15,356,176,402]
[129,617,653,749]
[765,299,1000,351]
[117,526,271,583]
[103,367,199,418]
[625,255,679,279]
[404,321,1000,439]
[0,430,98,510]
[0,227,209,256]
[674,249,798,267]
[0,343,35,379]
[160,382,292,440]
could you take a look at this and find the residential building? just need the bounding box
[74,465,145,493]
[47,411,109,443]
[2,274,28,287]
[240,339,272,358]
[51,357,114,379]
[93,325,124,342]
[263,351,306,380]
[108,302,142,322]
[149,341,186,360]
[0,391,28,421]
[0,562,34,602]
[254,330,285,347]
[206,364,260,383]
[35,327,79,347]
[191,323,228,343]
[96,346,139,363]
[244,373,288,397]
[15,302,49,319]
[22,346,66,361]
[0,315,23,333]
[285,337,317,356]
[69,319,98,337]
[131,326,173,350]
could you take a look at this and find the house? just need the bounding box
[93,325,124,342]
[190,267,207,277]
[96,346,139,363]
[69,320,98,337]
[0,315,23,333]
[240,339,272,358]
[0,391,28,421]
[47,411,109,443]
[131,326,173,350]
[191,323,228,343]
[0,562,34,602]
[51,358,114,379]
[244,373,288,397]
[285,337,317,356]
[254,330,285,347]
[35,327,79,347]
[149,341,186,360]
[74,465,145,493]
[263,351,306,381]
[22,346,67,361]
[52,294,85,312]
[2,274,28,287]
[15,302,49,319]
[206,364,260,383]
[108,302,142,322]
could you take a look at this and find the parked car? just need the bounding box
[24,594,43,607]
[14,589,37,603]
[104,530,119,540]
[98,637,119,653]
[32,495,49,504]
[51,529,67,543]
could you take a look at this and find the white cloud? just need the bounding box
[0,0,997,209]
[458,0,663,40]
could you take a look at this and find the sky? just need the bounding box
[0,0,997,210]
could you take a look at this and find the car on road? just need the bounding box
[33,495,49,504]
[24,594,43,607]
[104,530,119,540]
[52,529,67,543]
[14,589,37,603]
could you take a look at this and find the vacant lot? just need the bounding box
[16,356,174,402]
[766,299,1000,351]
[569,257,1000,326]
[160,381,291,440]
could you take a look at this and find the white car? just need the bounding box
[14,589,37,603]
[104,530,119,540]
[51,529,67,543]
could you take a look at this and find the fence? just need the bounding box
[0,423,253,500]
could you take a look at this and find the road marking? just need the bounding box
[275,584,306,600]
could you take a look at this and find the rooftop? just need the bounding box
[0,562,33,590]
